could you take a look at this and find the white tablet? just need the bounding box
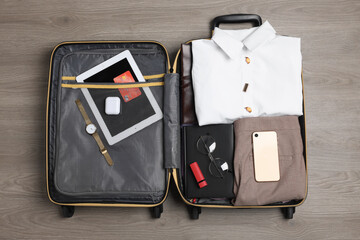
[76,50,163,145]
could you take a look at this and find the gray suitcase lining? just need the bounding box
[48,42,179,204]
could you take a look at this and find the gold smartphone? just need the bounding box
[252,131,280,182]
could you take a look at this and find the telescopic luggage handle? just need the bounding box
[212,14,262,30]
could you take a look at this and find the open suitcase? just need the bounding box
[46,14,308,219]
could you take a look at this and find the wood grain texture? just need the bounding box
[0,0,359,239]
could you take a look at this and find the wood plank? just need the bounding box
[0,0,359,239]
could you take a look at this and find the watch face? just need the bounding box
[86,124,97,134]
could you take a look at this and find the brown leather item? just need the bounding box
[180,43,197,124]
[232,116,306,206]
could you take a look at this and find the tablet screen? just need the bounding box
[84,58,156,136]
[77,50,162,145]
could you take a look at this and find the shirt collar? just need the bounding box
[212,21,276,59]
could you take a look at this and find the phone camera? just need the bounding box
[254,134,258,137]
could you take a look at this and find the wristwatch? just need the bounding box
[75,99,113,166]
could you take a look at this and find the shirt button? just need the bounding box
[245,57,250,64]
[245,107,252,113]
[243,83,249,92]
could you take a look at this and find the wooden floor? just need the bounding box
[0,0,359,239]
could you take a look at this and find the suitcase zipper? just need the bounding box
[61,81,165,89]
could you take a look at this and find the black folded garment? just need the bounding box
[184,124,234,198]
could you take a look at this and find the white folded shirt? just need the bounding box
[191,21,303,126]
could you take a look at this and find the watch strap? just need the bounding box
[75,99,91,125]
[75,99,113,166]
[93,132,113,166]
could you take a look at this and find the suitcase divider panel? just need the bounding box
[163,73,181,169]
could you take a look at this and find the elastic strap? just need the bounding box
[62,81,164,89]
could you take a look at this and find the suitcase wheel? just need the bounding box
[152,204,163,218]
[61,206,75,218]
[282,207,295,219]
[188,206,201,220]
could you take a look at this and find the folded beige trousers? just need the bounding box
[233,116,306,206]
